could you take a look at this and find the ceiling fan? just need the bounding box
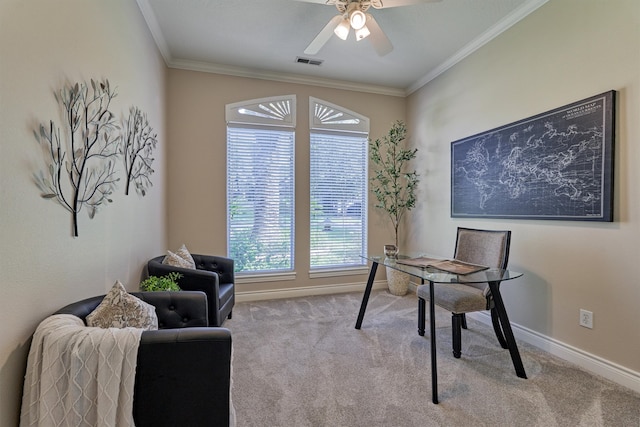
[300,0,441,57]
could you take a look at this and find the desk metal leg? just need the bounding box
[428,279,438,404]
[488,281,527,379]
[355,261,378,329]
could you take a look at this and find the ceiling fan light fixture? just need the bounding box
[334,18,350,40]
[349,10,367,30]
[355,25,370,41]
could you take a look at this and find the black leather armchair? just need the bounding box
[147,254,235,327]
[55,291,232,427]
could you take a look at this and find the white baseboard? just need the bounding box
[467,311,640,394]
[236,281,640,395]
[408,280,640,393]
[235,280,388,302]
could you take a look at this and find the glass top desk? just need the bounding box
[356,254,526,404]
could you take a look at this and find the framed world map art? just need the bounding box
[451,91,615,222]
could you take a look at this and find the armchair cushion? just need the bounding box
[162,244,196,269]
[86,281,158,330]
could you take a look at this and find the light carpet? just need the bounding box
[226,290,640,426]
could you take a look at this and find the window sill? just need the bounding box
[236,271,297,284]
[308,266,369,279]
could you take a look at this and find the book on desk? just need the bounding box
[396,257,489,275]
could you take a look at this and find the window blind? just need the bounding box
[227,126,295,272]
[310,131,367,268]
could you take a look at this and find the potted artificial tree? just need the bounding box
[369,120,419,295]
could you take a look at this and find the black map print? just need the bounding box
[451,92,614,221]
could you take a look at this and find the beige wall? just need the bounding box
[166,69,405,294]
[2,2,638,424]
[406,0,640,372]
[0,1,167,424]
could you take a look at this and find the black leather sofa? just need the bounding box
[147,254,235,327]
[56,291,232,427]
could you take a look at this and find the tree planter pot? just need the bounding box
[386,266,410,296]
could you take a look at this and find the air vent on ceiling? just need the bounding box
[296,56,323,66]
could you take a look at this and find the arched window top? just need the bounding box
[310,97,369,134]
[226,95,296,127]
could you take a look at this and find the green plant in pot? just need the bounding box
[369,120,419,295]
[140,272,183,291]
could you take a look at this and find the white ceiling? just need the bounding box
[137,0,547,96]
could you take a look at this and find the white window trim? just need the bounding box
[308,266,370,279]
[226,95,296,274]
[309,96,369,134]
[227,94,296,127]
[236,271,297,284]
[309,97,369,271]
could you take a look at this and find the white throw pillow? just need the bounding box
[87,281,158,330]
[162,244,196,269]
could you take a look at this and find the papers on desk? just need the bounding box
[396,257,489,275]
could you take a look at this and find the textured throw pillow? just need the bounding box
[162,244,196,269]
[87,281,158,330]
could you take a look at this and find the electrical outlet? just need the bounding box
[579,309,593,329]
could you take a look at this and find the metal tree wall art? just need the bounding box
[120,106,157,196]
[35,79,120,237]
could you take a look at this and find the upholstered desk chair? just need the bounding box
[417,227,511,358]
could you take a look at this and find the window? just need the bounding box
[309,98,369,269]
[226,96,296,274]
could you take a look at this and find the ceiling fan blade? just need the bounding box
[304,15,343,55]
[365,14,393,56]
[371,0,441,8]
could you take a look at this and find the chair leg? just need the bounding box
[452,313,462,358]
[418,297,426,336]
[491,308,508,349]
[227,310,232,320]
[461,313,468,329]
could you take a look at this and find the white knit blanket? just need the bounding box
[20,314,142,427]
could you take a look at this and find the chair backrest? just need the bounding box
[55,291,210,328]
[453,227,511,270]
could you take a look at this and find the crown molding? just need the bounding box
[137,0,548,98]
[168,59,407,97]
[136,0,404,97]
[407,0,549,94]
[136,0,172,64]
